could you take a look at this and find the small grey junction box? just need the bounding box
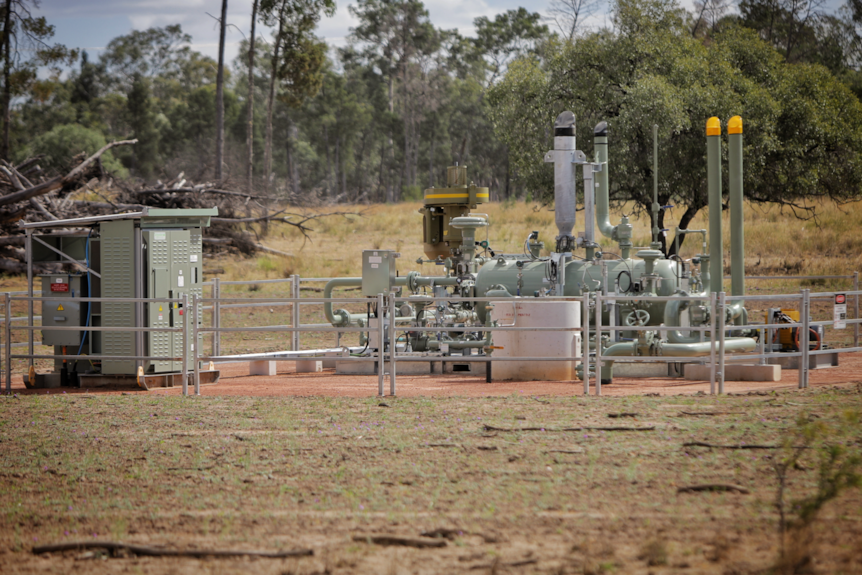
[362,250,397,296]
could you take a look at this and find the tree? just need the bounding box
[247,0,259,195]
[473,8,550,87]
[126,73,160,178]
[260,0,335,195]
[488,0,862,255]
[215,0,228,181]
[349,0,439,201]
[548,0,602,41]
[0,0,77,160]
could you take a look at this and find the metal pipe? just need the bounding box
[602,336,755,357]
[651,124,661,249]
[550,111,576,251]
[182,293,189,396]
[377,293,385,397]
[324,278,362,326]
[728,116,744,301]
[594,122,615,241]
[388,294,396,396]
[706,117,723,293]
[193,293,200,395]
[5,293,10,392]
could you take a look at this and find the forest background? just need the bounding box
[4,0,862,254]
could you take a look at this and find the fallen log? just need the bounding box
[32,540,313,558]
[677,484,750,494]
[351,535,446,548]
[0,139,136,208]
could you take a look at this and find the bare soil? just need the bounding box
[2,359,862,574]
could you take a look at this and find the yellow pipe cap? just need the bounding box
[706,117,721,136]
[728,115,743,134]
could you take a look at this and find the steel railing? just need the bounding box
[2,272,859,398]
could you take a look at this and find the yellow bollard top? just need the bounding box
[728,115,743,134]
[706,117,721,136]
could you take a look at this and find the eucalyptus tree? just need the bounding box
[489,0,862,254]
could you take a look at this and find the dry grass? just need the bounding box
[1,385,860,573]
[211,199,862,285]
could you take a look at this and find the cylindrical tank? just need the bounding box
[475,257,683,323]
[491,299,581,381]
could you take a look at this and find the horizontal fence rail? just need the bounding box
[2,272,859,397]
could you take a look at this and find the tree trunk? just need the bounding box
[215,0,228,181]
[246,0,258,196]
[668,203,703,257]
[265,7,285,195]
[1,0,12,162]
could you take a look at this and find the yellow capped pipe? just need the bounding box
[706,117,722,294]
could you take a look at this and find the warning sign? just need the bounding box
[50,283,69,292]
[834,293,847,329]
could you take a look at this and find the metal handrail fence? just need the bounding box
[2,273,860,398]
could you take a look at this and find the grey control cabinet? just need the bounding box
[40,274,87,346]
[98,213,209,375]
[362,250,398,296]
[144,228,203,373]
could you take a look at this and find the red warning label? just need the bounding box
[50,283,69,292]
[835,294,846,304]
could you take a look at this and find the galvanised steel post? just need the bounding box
[5,293,10,393]
[706,117,723,294]
[25,230,33,367]
[182,293,189,397]
[709,292,716,394]
[213,277,221,358]
[193,293,200,396]
[718,292,727,394]
[728,116,745,304]
[377,293,385,397]
[388,294,396,396]
[800,289,810,389]
[292,275,300,352]
[854,271,859,349]
[582,294,590,396]
[595,293,602,396]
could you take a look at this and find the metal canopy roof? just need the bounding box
[18,207,218,230]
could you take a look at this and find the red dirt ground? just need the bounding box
[10,351,862,397]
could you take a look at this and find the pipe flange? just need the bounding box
[407,271,422,293]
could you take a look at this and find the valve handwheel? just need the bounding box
[624,309,650,327]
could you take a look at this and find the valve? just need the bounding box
[624,309,651,327]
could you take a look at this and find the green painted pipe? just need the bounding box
[594,123,615,240]
[728,115,744,300]
[324,277,362,326]
[602,336,755,358]
[706,117,723,294]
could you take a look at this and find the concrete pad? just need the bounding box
[612,362,682,378]
[769,352,839,370]
[322,351,340,369]
[250,360,277,376]
[685,363,781,382]
[296,360,323,373]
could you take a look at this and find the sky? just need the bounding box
[37,0,636,68]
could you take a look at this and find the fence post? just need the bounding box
[800,289,810,389]
[709,292,716,395]
[5,293,10,393]
[582,294,590,396]
[292,275,301,352]
[595,293,602,397]
[213,277,220,358]
[389,293,396,396]
[25,231,33,369]
[854,271,859,350]
[718,292,726,394]
[193,293,200,396]
[182,293,189,397]
[377,293,385,397]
